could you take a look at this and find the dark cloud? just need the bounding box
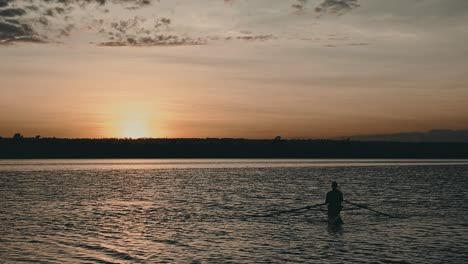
[99,35,206,47]
[0,20,27,36]
[44,7,68,17]
[292,0,308,12]
[315,0,359,15]
[0,20,44,44]
[38,17,49,26]
[57,24,74,37]
[0,0,12,8]
[97,16,205,47]
[24,5,39,11]
[2,0,154,12]
[97,15,275,47]
[233,35,275,41]
[0,4,38,43]
[1,0,299,46]
[0,8,26,17]
[104,16,168,36]
[0,0,156,44]
[50,0,153,8]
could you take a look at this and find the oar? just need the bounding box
[252,203,325,217]
[344,200,395,218]
[342,207,362,211]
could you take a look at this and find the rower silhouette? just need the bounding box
[325,181,343,224]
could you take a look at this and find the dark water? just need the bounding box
[1,159,467,263]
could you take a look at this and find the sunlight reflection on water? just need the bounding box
[1,159,467,263]
[1,159,468,171]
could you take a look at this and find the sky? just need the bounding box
[1,0,467,139]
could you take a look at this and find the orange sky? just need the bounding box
[1,1,467,139]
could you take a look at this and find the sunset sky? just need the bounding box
[1,0,467,139]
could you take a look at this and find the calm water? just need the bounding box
[1,159,467,263]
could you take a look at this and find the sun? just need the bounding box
[108,103,156,139]
[119,120,149,139]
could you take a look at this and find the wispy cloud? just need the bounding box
[0,0,12,8]
[292,0,308,12]
[97,16,204,47]
[0,7,25,17]
[315,0,360,15]
[0,4,44,44]
[0,19,44,44]
[0,0,363,46]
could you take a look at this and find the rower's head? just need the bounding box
[331,181,338,190]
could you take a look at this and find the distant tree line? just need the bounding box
[1,134,467,158]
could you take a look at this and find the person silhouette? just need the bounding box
[325,181,343,224]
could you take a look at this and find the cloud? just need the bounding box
[292,0,308,12]
[292,0,359,15]
[0,8,26,17]
[0,0,12,8]
[36,0,152,8]
[98,35,206,47]
[315,0,359,15]
[0,0,156,44]
[0,20,29,37]
[1,0,358,46]
[0,5,43,44]
[58,24,75,37]
[43,7,68,17]
[95,15,209,47]
[230,35,275,41]
[0,20,44,44]
[347,42,368,46]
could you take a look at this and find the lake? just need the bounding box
[1,159,467,263]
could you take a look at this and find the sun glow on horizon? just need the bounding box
[107,103,159,139]
[119,120,150,139]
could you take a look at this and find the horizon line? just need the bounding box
[2,128,468,141]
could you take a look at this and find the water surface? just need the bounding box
[1,159,467,263]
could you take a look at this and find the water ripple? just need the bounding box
[1,160,467,263]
